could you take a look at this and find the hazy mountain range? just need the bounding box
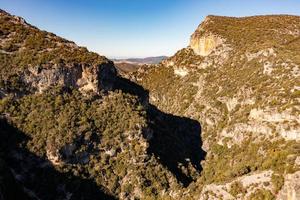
[113,56,168,64]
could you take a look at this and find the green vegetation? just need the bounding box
[0,12,110,94]
[132,14,300,191]
[1,10,300,200]
[199,15,300,53]
[229,181,246,197]
[0,10,184,199]
[248,189,275,200]
[1,88,146,156]
[0,87,181,199]
[271,174,285,193]
[199,139,299,184]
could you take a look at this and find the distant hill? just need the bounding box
[113,56,168,73]
[113,56,168,64]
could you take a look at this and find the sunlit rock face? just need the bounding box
[190,33,223,56]
[189,16,224,56]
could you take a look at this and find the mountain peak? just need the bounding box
[0,10,117,95]
[190,14,300,56]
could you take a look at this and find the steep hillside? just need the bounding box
[0,10,204,200]
[129,15,300,199]
[0,9,116,96]
[1,9,300,200]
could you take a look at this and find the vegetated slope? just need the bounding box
[0,9,206,200]
[0,9,116,96]
[129,15,300,199]
[1,9,300,200]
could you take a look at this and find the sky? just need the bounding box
[1,0,300,58]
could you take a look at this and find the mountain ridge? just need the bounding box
[127,14,300,199]
[113,56,168,74]
[113,56,168,64]
[0,9,300,200]
[0,9,203,200]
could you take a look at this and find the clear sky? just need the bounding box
[1,0,300,58]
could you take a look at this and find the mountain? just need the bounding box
[0,9,117,96]
[127,15,300,199]
[0,9,202,200]
[113,56,168,65]
[0,9,300,200]
[113,56,168,74]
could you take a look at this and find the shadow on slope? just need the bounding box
[0,117,116,200]
[148,106,205,187]
[114,76,206,187]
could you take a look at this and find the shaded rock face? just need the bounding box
[190,33,224,56]
[47,142,90,166]
[21,62,117,94]
[0,159,31,200]
[98,62,118,91]
[46,130,101,166]
[0,89,6,98]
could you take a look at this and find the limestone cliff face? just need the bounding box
[189,16,224,56]
[190,33,224,56]
[21,62,116,94]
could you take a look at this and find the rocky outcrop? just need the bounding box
[129,14,300,199]
[46,143,90,166]
[21,62,116,94]
[190,33,224,56]
[0,9,118,96]
[189,16,225,56]
[0,9,29,27]
[198,170,273,200]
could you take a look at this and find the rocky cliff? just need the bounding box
[128,15,300,199]
[190,16,225,56]
[0,10,202,200]
[1,9,300,200]
[0,9,116,96]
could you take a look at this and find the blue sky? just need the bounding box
[1,0,300,58]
